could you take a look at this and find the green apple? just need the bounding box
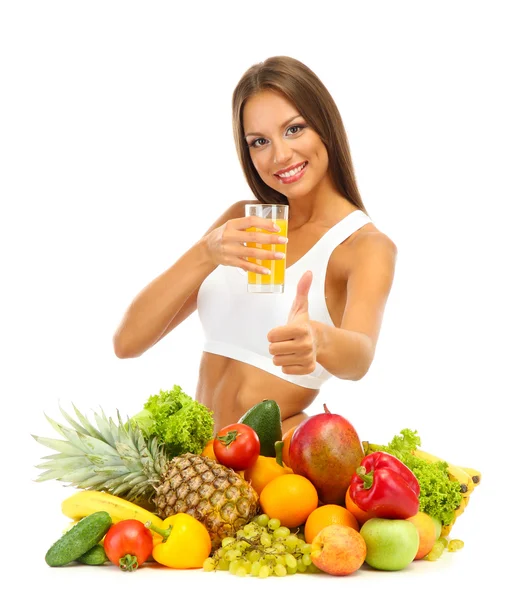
[360,518,420,571]
[431,516,442,540]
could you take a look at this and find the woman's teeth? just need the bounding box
[278,162,307,178]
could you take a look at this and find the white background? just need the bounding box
[1,1,519,597]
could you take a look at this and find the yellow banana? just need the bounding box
[61,490,164,531]
[440,493,470,537]
[362,441,385,455]
[453,494,470,519]
[454,466,475,497]
[412,449,475,495]
[460,466,482,487]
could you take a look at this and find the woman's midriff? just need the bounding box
[195,352,318,435]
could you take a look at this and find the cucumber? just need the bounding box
[45,511,112,567]
[239,399,283,457]
[76,543,108,565]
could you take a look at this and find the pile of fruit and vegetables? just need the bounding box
[33,384,481,576]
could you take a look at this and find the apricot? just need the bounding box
[406,511,438,560]
[310,524,366,576]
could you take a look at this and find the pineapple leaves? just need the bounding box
[58,404,101,440]
[93,408,119,447]
[72,404,109,439]
[32,404,166,498]
[32,435,83,456]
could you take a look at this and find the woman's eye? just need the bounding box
[287,124,307,136]
[250,138,268,148]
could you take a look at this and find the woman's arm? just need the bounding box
[313,232,397,380]
[113,239,215,358]
[312,325,375,380]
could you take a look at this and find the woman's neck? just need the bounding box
[287,179,356,229]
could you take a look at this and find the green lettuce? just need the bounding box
[131,385,214,457]
[367,429,462,526]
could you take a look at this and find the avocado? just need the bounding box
[239,399,283,457]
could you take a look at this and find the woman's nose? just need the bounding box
[272,139,292,165]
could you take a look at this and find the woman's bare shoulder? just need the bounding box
[352,226,397,255]
[337,225,397,279]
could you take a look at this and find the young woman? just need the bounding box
[113,56,397,434]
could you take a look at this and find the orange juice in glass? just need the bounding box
[245,204,288,293]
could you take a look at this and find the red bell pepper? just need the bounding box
[349,451,420,519]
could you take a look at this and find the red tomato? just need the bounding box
[213,423,261,471]
[103,519,153,571]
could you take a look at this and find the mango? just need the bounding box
[289,404,364,505]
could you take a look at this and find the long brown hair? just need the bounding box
[232,56,367,212]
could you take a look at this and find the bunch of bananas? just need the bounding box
[412,449,481,536]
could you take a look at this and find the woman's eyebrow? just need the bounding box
[244,114,302,138]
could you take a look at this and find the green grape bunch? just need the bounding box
[203,513,321,577]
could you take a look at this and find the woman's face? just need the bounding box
[243,90,330,200]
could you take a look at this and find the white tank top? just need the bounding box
[196,209,372,389]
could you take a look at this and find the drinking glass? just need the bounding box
[245,204,289,293]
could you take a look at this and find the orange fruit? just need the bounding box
[244,456,292,495]
[344,486,372,525]
[201,438,217,461]
[260,474,319,528]
[304,504,360,543]
[281,425,297,469]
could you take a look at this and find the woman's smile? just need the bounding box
[274,161,308,184]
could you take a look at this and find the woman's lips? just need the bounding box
[274,161,308,184]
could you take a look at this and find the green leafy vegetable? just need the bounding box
[130,385,214,457]
[366,428,462,526]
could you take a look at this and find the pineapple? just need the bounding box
[33,405,259,550]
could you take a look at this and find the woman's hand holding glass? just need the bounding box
[203,216,288,275]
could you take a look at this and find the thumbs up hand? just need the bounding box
[267,271,318,376]
[287,269,312,324]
